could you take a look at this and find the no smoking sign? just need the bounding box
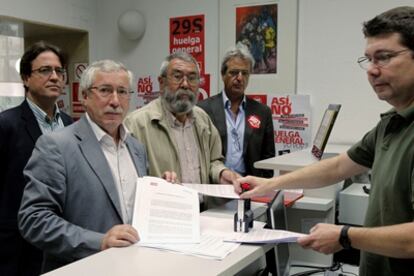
[74,63,88,81]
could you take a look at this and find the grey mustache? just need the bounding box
[104,108,123,114]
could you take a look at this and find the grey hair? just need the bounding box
[159,52,200,77]
[79,59,134,93]
[220,43,255,75]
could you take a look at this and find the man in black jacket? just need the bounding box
[0,41,73,276]
[198,44,275,177]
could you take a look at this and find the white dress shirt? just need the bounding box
[86,113,139,224]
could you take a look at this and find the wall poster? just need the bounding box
[132,74,160,110]
[236,4,277,74]
[269,95,311,155]
[169,14,210,101]
[219,0,298,94]
[170,14,205,73]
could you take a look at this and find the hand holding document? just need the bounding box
[132,176,200,244]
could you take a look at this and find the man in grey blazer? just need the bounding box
[18,60,174,273]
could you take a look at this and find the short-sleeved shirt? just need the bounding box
[347,105,414,276]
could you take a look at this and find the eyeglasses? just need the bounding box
[88,85,132,99]
[31,66,66,78]
[227,69,250,78]
[166,70,200,86]
[231,128,241,151]
[357,49,411,70]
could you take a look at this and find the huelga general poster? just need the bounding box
[268,95,311,156]
[169,14,205,74]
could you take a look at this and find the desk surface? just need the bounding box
[255,144,350,172]
[43,203,272,276]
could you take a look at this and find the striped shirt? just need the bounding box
[26,98,64,134]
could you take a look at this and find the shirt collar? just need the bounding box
[27,97,61,123]
[380,105,414,122]
[222,90,246,109]
[85,112,128,143]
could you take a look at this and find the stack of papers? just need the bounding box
[137,216,245,260]
[224,228,306,244]
[133,177,200,244]
[132,177,307,260]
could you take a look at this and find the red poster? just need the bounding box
[71,82,85,114]
[170,14,205,74]
[198,73,210,101]
[246,94,267,105]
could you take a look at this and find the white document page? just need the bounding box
[133,176,200,244]
[183,184,301,201]
[139,233,239,260]
[224,228,306,244]
[183,183,240,199]
[137,216,265,260]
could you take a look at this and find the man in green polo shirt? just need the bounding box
[233,6,414,276]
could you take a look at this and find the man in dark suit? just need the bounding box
[198,44,275,177]
[0,41,73,276]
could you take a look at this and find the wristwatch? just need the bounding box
[339,225,352,249]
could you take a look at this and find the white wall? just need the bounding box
[93,0,413,145]
[94,0,219,95]
[297,0,414,144]
[1,0,413,144]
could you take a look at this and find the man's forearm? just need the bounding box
[349,222,414,258]
[273,152,368,190]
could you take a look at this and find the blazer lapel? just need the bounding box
[125,137,147,177]
[61,112,73,126]
[75,116,124,222]
[243,100,254,154]
[21,100,42,143]
[212,93,228,153]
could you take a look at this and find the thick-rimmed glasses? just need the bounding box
[31,66,66,78]
[227,69,250,78]
[231,128,241,151]
[88,85,132,99]
[166,70,200,86]
[357,49,411,70]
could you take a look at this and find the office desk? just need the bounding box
[338,183,370,226]
[42,202,272,276]
[254,144,350,172]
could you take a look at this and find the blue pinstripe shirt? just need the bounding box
[26,98,65,134]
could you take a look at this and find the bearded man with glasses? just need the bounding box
[125,52,239,210]
[0,41,73,276]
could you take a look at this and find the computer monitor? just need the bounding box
[311,104,341,160]
[264,191,290,276]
